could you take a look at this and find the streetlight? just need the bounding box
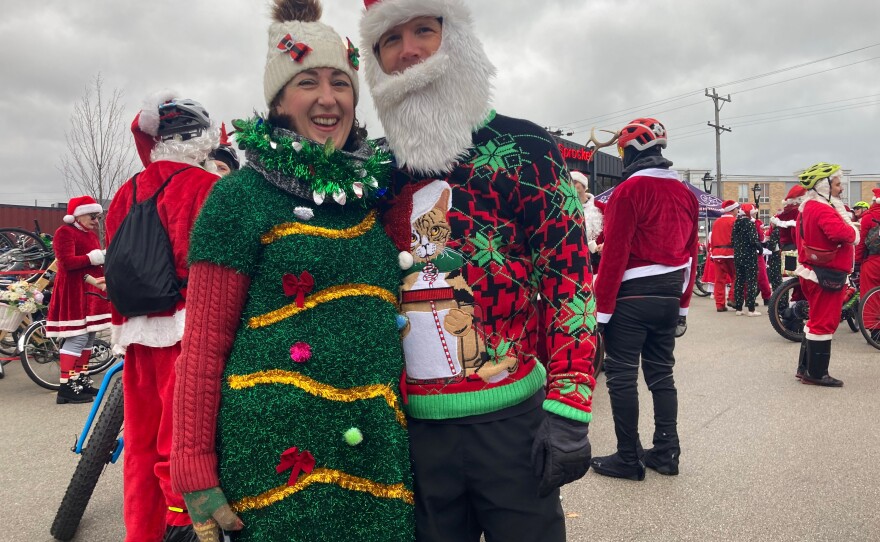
[752,183,762,208]
[702,172,715,193]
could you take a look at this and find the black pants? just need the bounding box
[603,295,680,462]
[408,406,565,542]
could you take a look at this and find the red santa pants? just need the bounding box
[712,258,736,309]
[123,343,190,542]
[756,255,772,300]
[799,278,847,339]
[860,256,880,298]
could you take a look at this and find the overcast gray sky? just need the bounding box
[2,0,878,206]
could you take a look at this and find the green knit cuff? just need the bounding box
[543,399,592,423]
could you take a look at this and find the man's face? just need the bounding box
[377,16,443,75]
[830,176,844,198]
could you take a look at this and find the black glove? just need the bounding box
[531,413,591,498]
[674,315,687,338]
[596,322,605,335]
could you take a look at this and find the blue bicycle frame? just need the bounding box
[72,359,124,463]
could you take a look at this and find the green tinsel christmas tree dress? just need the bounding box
[183,119,414,541]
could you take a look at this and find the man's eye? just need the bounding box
[382,34,400,47]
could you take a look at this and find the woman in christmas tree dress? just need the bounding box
[170,1,413,541]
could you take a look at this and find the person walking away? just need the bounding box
[732,203,763,316]
[794,162,858,386]
[710,200,739,311]
[104,94,221,542]
[45,196,112,404]
[360,1,595,540]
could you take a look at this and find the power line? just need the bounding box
[730,56,880,96]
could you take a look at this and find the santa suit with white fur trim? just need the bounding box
[855,189,880,298]
[103,100,219,540]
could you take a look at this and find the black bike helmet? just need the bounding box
[209,145,240,172]
[157,99,211,141]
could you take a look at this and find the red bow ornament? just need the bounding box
[283,271,315,308]
[276,446,316,486]
[277,33,312,63]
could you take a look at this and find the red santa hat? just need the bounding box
[782,185,807,207]
[721,199,740,213]
[381,179,438,269]
[131,89,178,167]
[740,203,757,217]
[570,171,589,190]
[63,195,103,224]
[873,187,880,205]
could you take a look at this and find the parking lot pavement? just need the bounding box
[1,293,878,541]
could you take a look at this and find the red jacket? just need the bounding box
[771,207,799,248]
[709,214,736,258]
[594,168,699,321]
[856,204,880,263]
[796,199,857,273]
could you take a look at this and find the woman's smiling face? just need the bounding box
[275,68,354,147]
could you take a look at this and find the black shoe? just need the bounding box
[76,374,99,396]
[716,306,728,312]
[801,374,843,387]
[164,524,198,542]
[56,380,94,404]
[590,453,645,481]
[763,298,771,306]
[643,447,680,476]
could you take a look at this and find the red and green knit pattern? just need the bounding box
[190,170,414,541]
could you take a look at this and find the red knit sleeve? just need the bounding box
[171,261,249,494]
[53,226,94,272]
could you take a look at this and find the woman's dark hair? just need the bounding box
[268,90,366,152]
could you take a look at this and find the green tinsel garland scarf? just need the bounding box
[232,116,391,207]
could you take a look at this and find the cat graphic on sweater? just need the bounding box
[400,181,517,384]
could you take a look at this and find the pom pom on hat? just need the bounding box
[63,195,103,224]
[264,0,360,107]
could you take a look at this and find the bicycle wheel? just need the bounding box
[768,278,807,342]
[50,377,124,542]
[858,286,880,350]
[693,264,710,297]
[87,339,117,376]
[0,228,51,282]
[20,320,61,391]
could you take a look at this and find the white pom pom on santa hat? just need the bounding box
[63,195,103,224]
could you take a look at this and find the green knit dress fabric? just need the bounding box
[189,168,414,541]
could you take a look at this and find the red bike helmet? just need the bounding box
[617,117,668,153]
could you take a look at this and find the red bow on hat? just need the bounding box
[277,33,312,63]
[283,271,314,307]
[276,446,316,486]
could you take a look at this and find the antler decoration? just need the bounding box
[588,128,620,152]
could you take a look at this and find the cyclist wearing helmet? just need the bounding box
[794,162,858,387]
[852,200,870,222]
[207,123,240,177]
[104,91,221,542]
[591,118,699,480]
[855,189,880,301]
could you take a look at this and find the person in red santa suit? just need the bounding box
[709,200,739,311]
[104,93,220,542]
[794,163,858,387]
[856,188,880,299]
[45,196,112,404]
[753,210,773,304]
[571,170,605,272]
[591,118,699,480]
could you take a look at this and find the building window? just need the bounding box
[758,209,771,224]
[738,183,750,203]
[757,183,770,204]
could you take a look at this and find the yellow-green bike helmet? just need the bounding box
[854,201,870,210]
[798,162,840,189]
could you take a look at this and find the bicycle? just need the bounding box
[858,285,880,350]
[693,245,710,297]
[50,359,124,542]
[18,319,116,390]
[767,275,860,343]
[0,259,57,378]
[0,221,54,283]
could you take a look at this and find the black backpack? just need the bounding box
[104,167,192,317]
[866,218,880,256]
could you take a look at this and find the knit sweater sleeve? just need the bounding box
[171,261,250,494]
[514,142,596,423]
[52,226,93,272]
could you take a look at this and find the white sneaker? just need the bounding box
[735,310,743,316]
[747,311,762,317]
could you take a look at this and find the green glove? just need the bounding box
[183,487,244,542]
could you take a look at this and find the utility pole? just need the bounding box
[706,88,731,198]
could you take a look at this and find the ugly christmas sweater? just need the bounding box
[171,122,413,542]
[382,112,596,423]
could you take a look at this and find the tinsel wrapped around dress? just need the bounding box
[171,119,414,542]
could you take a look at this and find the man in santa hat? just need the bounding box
[710,200,740,311]
[856,188,880,300]
[590,118,698,481]
[104,92,220,542]
[361,2,594,539]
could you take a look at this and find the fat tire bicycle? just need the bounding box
[767,276,860,343]
[50,360,124,542]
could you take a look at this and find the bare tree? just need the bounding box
[60,73,137,206]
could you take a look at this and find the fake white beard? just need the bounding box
[369,48,495,176]
[583,197,604,242]
[150,126,220,168]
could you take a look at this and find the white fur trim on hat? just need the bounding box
[411,180,452,220]
[721,201,740,213]
[570,171,589,189]
[264,20,359,107]
[63,196,103,224]
[138,89,178,137]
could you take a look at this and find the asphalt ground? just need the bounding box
[1,292,878,541]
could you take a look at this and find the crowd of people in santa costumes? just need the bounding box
[104,93,221,542]
[45,195,112,404]
[856,188,880,299]
[792,162,859,387]
[591,117,699,481]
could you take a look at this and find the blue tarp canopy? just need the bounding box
[595,181,723,218]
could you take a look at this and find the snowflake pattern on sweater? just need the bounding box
[383,112,596,423]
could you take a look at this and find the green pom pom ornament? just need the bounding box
[344,427,364,446]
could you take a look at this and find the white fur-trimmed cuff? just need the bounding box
[597,312,612,324]
[87,249,105,266]
[110,309,186,352]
